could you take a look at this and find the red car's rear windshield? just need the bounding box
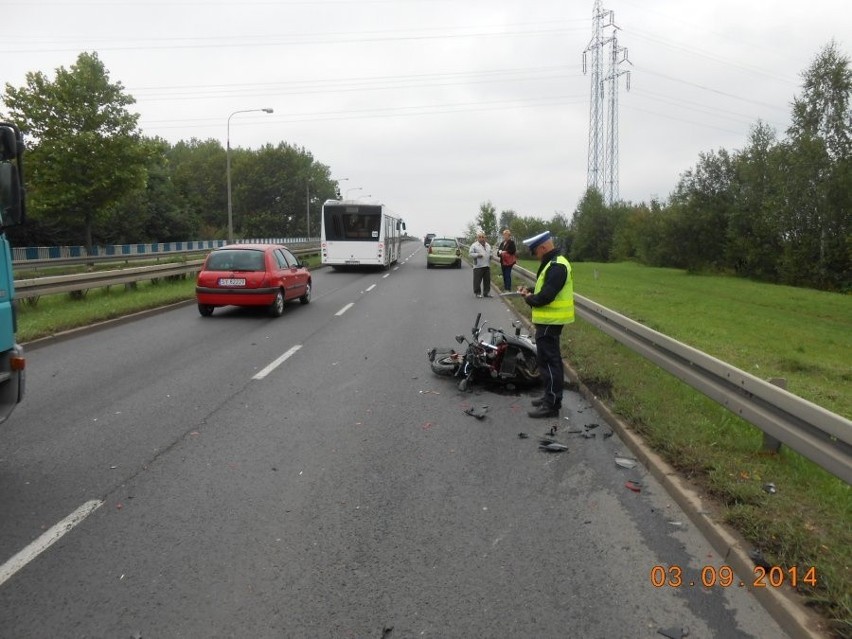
[206,250,265,271]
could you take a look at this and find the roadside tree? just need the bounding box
[2,51,149,251]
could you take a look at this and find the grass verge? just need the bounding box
[508,260,851,638]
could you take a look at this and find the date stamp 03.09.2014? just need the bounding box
[650,564,817,589]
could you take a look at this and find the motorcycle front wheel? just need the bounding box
[429,349,461,377]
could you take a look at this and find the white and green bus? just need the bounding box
[320,200,406,270]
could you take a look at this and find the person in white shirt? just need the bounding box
[468,231,492,298]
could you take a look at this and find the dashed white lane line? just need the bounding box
[366,284,377,292]
[253,345,303,380]
[0,499,103,588]
[336,302,355,316]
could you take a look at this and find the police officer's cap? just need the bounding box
[523,231,551,251]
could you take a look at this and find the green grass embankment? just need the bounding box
[509,260,850,638]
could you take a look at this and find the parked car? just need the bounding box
[426,237,462,269]
[195,243,311,317]
[424,233,436,247]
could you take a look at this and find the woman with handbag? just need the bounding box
[497,228,517,292]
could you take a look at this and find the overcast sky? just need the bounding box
[5,0,850,239]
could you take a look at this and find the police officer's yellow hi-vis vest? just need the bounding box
[532,256,574,325]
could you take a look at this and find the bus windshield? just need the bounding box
[322,204,382,241]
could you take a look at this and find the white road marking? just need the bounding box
[366,284,376,292]
[0,499,103,587]
[336,303,354,316]
[253,345,302,380]
[384,272,391,277]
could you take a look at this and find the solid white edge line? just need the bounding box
[335,303,354,316]
[0,499,103,587]
[253,344,302,380]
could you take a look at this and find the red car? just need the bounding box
[195,243,312,317]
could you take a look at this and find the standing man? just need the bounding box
[517,231,574,418]
[468,231,492,298]
[496,228,517,292]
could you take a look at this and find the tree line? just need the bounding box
[471,42,850,292]
[1,52,340,250]
[3,45,849,292]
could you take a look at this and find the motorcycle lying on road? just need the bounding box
[427,312,540,391]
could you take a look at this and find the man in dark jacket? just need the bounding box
[517,231,575,418]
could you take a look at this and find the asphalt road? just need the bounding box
[0,240,792,638]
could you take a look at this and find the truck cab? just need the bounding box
[0,122,27,423]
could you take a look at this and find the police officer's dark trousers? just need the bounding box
[535,324,564,408]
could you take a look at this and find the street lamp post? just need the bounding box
[306,179,311,240]
[344,186,363,199]
[227,107,273,243]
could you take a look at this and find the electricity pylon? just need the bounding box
[583,0,630,205]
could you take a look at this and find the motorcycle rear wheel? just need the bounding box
[515,354,541,384]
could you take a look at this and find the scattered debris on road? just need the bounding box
[625,480,642,493]
[539,438,569,452]
[463,405,488,419]
[615,457,638,469]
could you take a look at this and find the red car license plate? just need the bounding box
[218,278,246,286]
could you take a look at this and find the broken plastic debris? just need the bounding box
[625,480,641,493]
[464,405,488,419]
[668,520,686,529]
[585,422,600,429]
[582,432,596,439]
[615,457,637,469]
[517,432,529,439]
[657,626,689,639]
[603,431,613,439]
[419,390,441,395]
[539,438,569,452]
[763,482,777,494]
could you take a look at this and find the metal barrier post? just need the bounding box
[762,377,786,454]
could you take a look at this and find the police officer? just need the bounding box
[517,231,574,418]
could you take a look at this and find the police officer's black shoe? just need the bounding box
[531,396,546,407]
[528,404,559,418]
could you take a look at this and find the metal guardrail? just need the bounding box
[508,261,852,484]
[15,261,205,299]
[12,238,316,269]
[13,245,321,300]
